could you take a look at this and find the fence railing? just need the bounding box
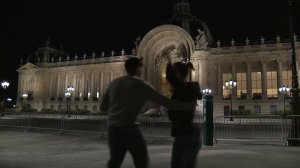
[214,115,285,145]
[1,112,299,146]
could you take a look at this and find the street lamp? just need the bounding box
[279,85,290,114]
[1,81,10,89]
[225,79,237,121]
[202,88,212,95]
[65,92,71,113]
[22,94,28,103]
[65,85,74,114]
[1,81,10,114]
[202,88,212,118]
[67,85,75,93]
[287,0,300,146]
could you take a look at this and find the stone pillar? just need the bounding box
[17,75,22,101]
[217,64,222,98]
[246,62,252,100]
[72,74,76,100]
[92,73,97,100]
[49,75,53,98]
[277,60,283,99]
[261,61,268,99]
[231,63,237,98]
[83,74,87,99]
[100,72,104,95]
[57,75,61,98]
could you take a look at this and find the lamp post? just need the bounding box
[287,0,300,146]
[22,93,29,132]
[202,88,213,146]
[1,81,10,116]
[202,88,212,119]
[65,85,74,114]
[279,85,290,114]
[22,94,28,103]
[65,92,71,114]
[225,79,237,121]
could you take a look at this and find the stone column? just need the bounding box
[49,75,53,98]
[73,74,76,100]
[231,63,237,98]
[246,62,252,100]
[277,60,283,99]
[75,75,80,98]
[91,73,95,100]
[17,75,22,101]
[57,75,61,98]
[261,61,268,99]
[83,74,87,100]
[217,64,222,98]
[100,72,104,95]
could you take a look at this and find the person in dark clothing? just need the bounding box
[166,55,202,168]
[100,57,197,168]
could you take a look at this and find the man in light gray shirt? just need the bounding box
[101,57,196,168]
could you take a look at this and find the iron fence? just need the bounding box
[214,115,285,145]
[1,112,300,146]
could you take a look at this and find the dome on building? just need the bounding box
[166,0,213,46]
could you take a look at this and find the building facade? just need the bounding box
[17,1,300,116]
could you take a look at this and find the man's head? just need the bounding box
[125,57,143,77]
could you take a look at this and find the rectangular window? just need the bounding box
[93,105,97,112]
[282,70,292,98]
[254,105,261,114]
[97,92,100,99]
[88,92,91,100]
[282,71,292,87]
[87,79,91,98]
[224,106,230,116]
[270,105,277,114]
[58,105,62,110]
[239,106,245,111]
[237,73,247,99]
[50,105,54,110]
[267,71,278,98]
[75,105,79,110]
[84,105,88,110]
[222,73,232,98]
[251,72,262,97]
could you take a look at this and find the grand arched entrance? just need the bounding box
[137,25,196,94]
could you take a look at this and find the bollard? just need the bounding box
[203,95,214,146]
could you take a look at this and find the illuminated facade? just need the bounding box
[17,1,300,116]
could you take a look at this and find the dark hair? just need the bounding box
[173,62,194,78]
[125,57,143,75]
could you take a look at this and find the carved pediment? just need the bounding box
[17,62,40,72]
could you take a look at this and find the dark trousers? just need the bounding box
[107,126,149,168]
[171,133,202,168]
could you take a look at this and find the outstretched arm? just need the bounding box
[142,82,196,111]
[165,55,181,87]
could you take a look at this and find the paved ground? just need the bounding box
[0,130,300,168]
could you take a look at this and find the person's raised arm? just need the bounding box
[142,82,196,111]
[165,55,180,87]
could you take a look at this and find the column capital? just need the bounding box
[276,59,283,64]
[260,60,268,65]
[245,61,252,65]
[230,62,237,66]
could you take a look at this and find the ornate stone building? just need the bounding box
[17,1,300,116]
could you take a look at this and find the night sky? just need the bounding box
[1,0,300,100]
